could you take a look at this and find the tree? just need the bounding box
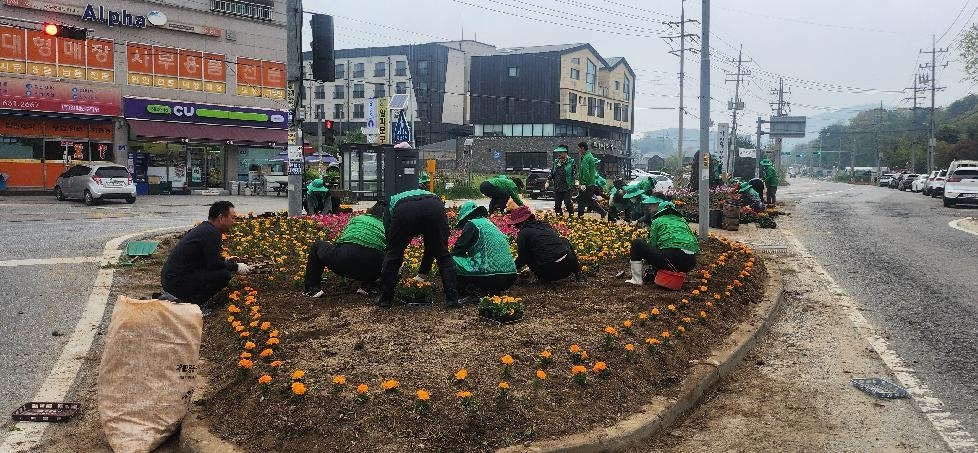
[936,124,960,144]
[961,25,978,83]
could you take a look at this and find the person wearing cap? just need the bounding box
[619,184,646,222]
[737,182,764,212]
[760,158,779,204]
[747,177,765,202]
[451,201,517,301]
[607,179,628,222]
[509,206,582,283]
[625,201,700,285]
[306,178,330,215]
[632,193,668,228]
[479,174,525,214]
[576,142,607,219]
[302,203,386,298]
[549,145,576,217]
[376,187,460,308]
[418,170,431,191]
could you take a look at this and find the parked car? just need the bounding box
[524,169,553,199]
[927,170,948,197]
[897,174,919,191]
[888,173,904,188]
[55,163,136,205]
[942,166,978,207]
[947,159,978,176]
[879,173,895,187]
[911,172,931,193]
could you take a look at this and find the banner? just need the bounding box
[0,25,114,83]
[127,43,225,93]
[377,97,389,145]
[0,75,121,115]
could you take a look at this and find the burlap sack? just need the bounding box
[98,296,203,453]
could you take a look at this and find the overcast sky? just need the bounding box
[303,0,976,138]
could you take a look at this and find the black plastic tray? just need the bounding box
[11,402,81,422]
[852,378,909,399]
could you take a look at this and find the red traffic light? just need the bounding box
[325,120,334,129]
[43,23,59,36]
[41,22,87,40]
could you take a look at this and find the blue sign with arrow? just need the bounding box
[393,110,411,143]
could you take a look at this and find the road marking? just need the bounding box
[948,217,978,237]
[0,256,101,267]
[0,226,188,453]
[781,230,978,452]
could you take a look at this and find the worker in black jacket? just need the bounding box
[508,206,582,282]
[161,200,251,305]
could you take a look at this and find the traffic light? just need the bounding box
[324,120,336,145]
[42,22,88,40]
[310,14,335,82]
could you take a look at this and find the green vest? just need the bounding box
[388,189,434,212]
[763,166,779,187]
[648,213,700,253]
[453,218,517,276]
[336,215,386,251]
[578,152,598,186]
[487,176,523,206]
[551,157,575,186]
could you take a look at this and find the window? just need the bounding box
[613,102,622,121]
[622,105,629,122]
[353,103,364,119]
[314,104,325,120]
[508,67,518,77]
[334,104,345,119]
[543,124,554,136]
[417,81,428,92]
[623,77,630,101]
[374,62,386,77]
[571,57,580,64]
[314,85,325,100]
[417,60,429,76]
[395,60,407,76]
[211,0,271,20]
[600,87,608,97]
[569,92,577,113]
[395,82,407,94]
[570,68,580,80]
[374,84,385,98]
[532,124,543,136]
[597,99,605,118]
[353,63,364,78]
[353,83,364,98]
[587,97,595,116]
[615,81,620,90]
[503,124,513,136]
[333,85,344,99]
[335,64,345,79]
[474,124,484,136]
[586,59,597,93]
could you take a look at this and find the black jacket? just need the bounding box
[515,220,573,269]
[162,221,237,282]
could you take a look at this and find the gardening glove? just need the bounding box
[236,263,251,275]
[412,274,428,283]
[574,179,579,187]
[579,185,587,191]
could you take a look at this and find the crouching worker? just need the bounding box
[452,201,518,301]
[737,182,765,212]
[377,188,460,308]
[508,206,582,282]
[302,203,386,298]
[625,201,699,285]
[161,201,251,305]
[306,178,331,215]
[479,174,525,214]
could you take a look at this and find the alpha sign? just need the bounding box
[82,4,147,28]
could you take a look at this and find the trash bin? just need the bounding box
[160,181,172,195]
[149,184,161,195]
[136,182,149,196]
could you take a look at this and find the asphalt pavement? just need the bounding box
[784,178,978,440]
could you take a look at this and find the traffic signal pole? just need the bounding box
[286,0,303,216]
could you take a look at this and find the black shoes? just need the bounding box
[304,289,326,298]
[376,297,393,308]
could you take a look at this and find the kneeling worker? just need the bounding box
[508,206,582,282]
[625,201,699,285]
[306,178,331,215]
[303,203,386,298]
[377,187,460,308]
[452,201,518,300]
[161,200,251,305]
[479,174,525,214]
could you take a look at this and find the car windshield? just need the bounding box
[953,169,978,177]
[94,167,130,178]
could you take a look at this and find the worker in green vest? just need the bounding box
[607,179,629,222]
[575,142,607,218]
[479,174,525,214]
[761,158,779,205]
[451,201,518,302]
[303,203,386,298]
[377,188,460,308]
[306,178,330,215]
[625,201,700,285]
[549,145,576,217]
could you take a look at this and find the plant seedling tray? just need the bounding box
[11,402,81,422]
[852,378,909,399]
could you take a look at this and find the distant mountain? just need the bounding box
[781,105,876,152]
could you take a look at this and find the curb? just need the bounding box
[177,269,786,453]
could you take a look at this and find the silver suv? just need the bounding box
[55,163,136,205]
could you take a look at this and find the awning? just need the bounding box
[128,120,287,146]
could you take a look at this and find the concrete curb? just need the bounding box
[178,268,786,453]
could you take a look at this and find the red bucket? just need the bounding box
[654,270,686,291]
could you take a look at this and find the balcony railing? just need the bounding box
[212,0,272,21]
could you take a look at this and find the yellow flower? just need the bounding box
[455,368,468,381]
[625,343,635,351]
[699,310,708,319]
[498,381,510,390]
[604,326,619,336]
[332,375,346,385]
[650,308,661,316]
[645,337,661,345]
[638,312,648,320]
[661,331,671,339]
[699,285,707,292]
[291,382,307,396]
[416,389,430,401]
[456,390,472,398]
[381,379,400,391]
[682,317,692,324]
[258,374,272,385]
[356,384,369,394]
[569,344,582,354]
[501,355,514,365]
[623,320,633,328]
[226,315,235,323]
[691,290,701,296]
[249,321,259,327]
[678,325,686,333]
[540,350,552,359]
[571,365,587,375]
[536,369,548,380]
[681,299,690,305]
[260,321,271,330]
[291,370,305,380]
[667,304,677,311]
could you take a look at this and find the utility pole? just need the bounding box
[920,34,948,173]
[698,0,710,239]
[662,0,699,178]
[725,45,751,176]
[905,76,927,172]
[769,77,790,171]
[876,101,883,179]
[286,0,303,215]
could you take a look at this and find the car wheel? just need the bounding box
[943,197,954,207]
[125,195,136,204]
[923,188,929,196]
[55,186,65,201]
[84,190,95,206]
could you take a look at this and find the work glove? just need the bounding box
[236,263,251,275]
[412,274,428,283]
[574,180,579,186]
[579,185,587,191]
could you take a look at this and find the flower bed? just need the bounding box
[195,212,766,452]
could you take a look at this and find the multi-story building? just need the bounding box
[0,0,288,191]
[300,40,495,148]
[466,43,635,177]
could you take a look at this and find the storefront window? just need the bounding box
[0,137,42,159]
[237,146,282,180]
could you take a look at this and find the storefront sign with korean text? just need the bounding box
[0,25,114,83]
[127,42,225,93]
[235,57,286,100]
[0,75,121,115]
[123,97,288,129]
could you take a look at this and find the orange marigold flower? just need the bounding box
[667,304,677,311]
[456,390,472,398]
[681,299,690,305]
[580,350,589,360]
[706,301,714,308]
[569,344,582,354]
[416,389,430,401]
[234,325,245,332]
[622,320,633,328]
[501,355,514,365]
[650,308,661,315]
[645,337,661,345]
[266,338,280,346]
[227,304,241,313]
[714,293,721,300]
[237,359,253,369]
[239,331,249,338]
[700,310,708,318]
[593,362,608,373]
[226,315,235,323]
[625,343,635,351]
[291,382,307,396]
[260,321,271,331]
[691,290,700,296]
[536,369,548,380]
[356,384,369,394]
[455,368,468,381]
[269,330,279,338]
[677,325,686,333]
[270,360,283,367]
[249,321,259,327]
[540,350,552,359]
[571,365,587,375]
[604,326,619,336]
[291,370,305,380]
[244,341,255,350]
[259,348,274,358]
[498,381,510,390]
[381,379,400,391]
[682,317,692,323]
[332,375,346,385]
[699,286,707,292]
[239,351,252,359]
[661,331,671,339]
[638,312,648,320]
[258,374,272,385]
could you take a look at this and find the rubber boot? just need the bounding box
[625,261,644,285]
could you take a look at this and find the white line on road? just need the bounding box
[0,226,188,453]
[948,217,978,237]
[782,231,977,452]
[0,256,101,267]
